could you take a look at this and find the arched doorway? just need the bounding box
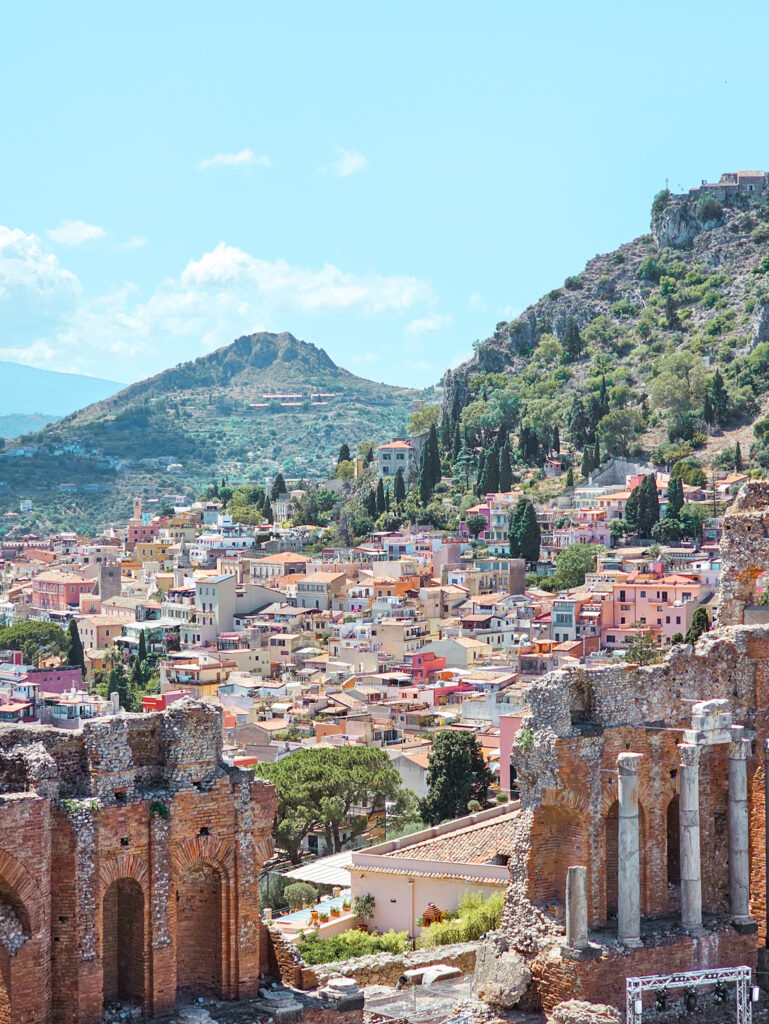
[605,800,647,918]
[667,795,680,909]
[528,804,586,907]
[176,864,223,998]
[0,883,30,1024]
[102,879,145,1007]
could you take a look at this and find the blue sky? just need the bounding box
[2,0,768,388]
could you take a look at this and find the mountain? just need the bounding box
[0,332,423,532]
[0,362,122,424]
[442,171,769,470]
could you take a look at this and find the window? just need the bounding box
[665,616,670,624]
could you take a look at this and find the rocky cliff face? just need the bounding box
[442,183,769,430]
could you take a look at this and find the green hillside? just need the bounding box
[0,332,423,533]
[441,177,769,473]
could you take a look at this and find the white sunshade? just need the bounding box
[282,850,353,887]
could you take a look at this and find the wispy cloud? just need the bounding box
[468,293,486,311]
[116,236,149,252]
[47,220,106,246]
[198,148,271,170]
[406,313,452,336]
[320,147,368,177]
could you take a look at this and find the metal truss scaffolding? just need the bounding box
[626,965,755,1024]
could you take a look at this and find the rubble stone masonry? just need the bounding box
[0,698,277,1024]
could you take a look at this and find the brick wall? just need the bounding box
[0,700,277,1024]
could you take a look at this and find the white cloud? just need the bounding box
[468,293,486,311]
[0,229,434,380]
[47,220,106,246]
[117,236,149,251]
[198,149,271,170]
[321,147,368,177]
[406,313,452,336]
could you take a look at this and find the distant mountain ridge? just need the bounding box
[0,361,122,421]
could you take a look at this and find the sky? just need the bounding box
[2,0,769,389]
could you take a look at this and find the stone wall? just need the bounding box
[312,940,479,988]
[0,699,277,1024]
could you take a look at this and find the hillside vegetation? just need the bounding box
[0,332,422,533]
[441,182,769,472]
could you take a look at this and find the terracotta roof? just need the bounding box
[351,864,507,885]
[387,810,517,864]
[378,440,414,451]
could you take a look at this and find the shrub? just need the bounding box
[285,882,318,910]
[651,189,671,218]
[418,891,504,947]
[297,929,409,965]
[637,256,666,284]
[564,276,583,290]
[696,195,723,224]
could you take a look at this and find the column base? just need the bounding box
[732,917,758,935]
[683,925,705,937]
[560,942,602,961]
[620,937,643,949]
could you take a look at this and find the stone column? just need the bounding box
[728,726,753,926]
[679,742,703,934]
[617,752,643,947]
[565,865,588,949]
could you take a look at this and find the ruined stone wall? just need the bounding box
[0,699,277,1024]
[496,482,769,1012]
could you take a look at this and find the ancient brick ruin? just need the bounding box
[500,482,769,1014]
[0,698,277,1024]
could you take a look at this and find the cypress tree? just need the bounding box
[666,476,684,519]
[509,499,540,564]
[384,483,391,512]
[685,606,710,645]
[599,376,609,418]
[337,443,351,465]
[452,423,462,462]
[735,441,743,472]
[67,619,85,677]
[365,488,378,519]
[562,316,582,360]
[475,451,487,496]
[637,474,660,537]
[566,466,574,488]
[394,467,406,503]
[625,486,640,530]
[567,395,589,448]
[418,445,433,505]
[484,447,499,493]
[552,425,560,454]
[581,447,594,478]
[703,390,715,426]
[376,479,386,517]
[498,444,512,492]
[427,424,441,486]
[263,498,274,524]
[271,472,286,501]
[711,370,729,426]
[137,629,147,665]
[593,439,601,469]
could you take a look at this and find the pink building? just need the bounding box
[499,712,524,797]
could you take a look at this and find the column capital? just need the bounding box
[678,742,701,767]
[729,737,751,761]
[617,752,643,774]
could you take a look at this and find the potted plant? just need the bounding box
[352,893,376,931]
[318,911,329,923]
[330,904,340,917]
[342,898,351,912]
[310,908,319,925]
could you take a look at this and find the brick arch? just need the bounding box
[599,765,676,818]
[99,854,149,894]
[172,836,235,880]
[253,836,274,869]
[0,847,42,935]
[540,788,589,816]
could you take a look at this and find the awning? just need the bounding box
[282,850,353,887]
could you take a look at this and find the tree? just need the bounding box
[418,446,434,505]
[566,466,574,488]
[419,731,494,826]
[508,499,541,564]
[637,474,660,538]
[455,443,475,487]
[408,404,440,436]
[498,444,512,492]
[666,476,684,519]
[466,513,487,540]
[567,395,590,448]
[581,447,594,478]
[255,747,413,862]
[623,631,663,666]
[610,519,628,547]
[336,460,355,482]
[137,629,147,665]
[337,443,351,465]
[365,488,378,519]
[66,619,85,677]
[484,446,499,493]
[552,425,560,455]
[596,409,644,458]
[475,451,487,496]
[263,498,274,524]
[685,607,710,646]
[108,657,131,710]
[394,467,406,503]
[376,478,386,518]
[625,486,640,530]
[651,517,682,544]
[426,424,442,486]
[735,441,743,472]
[711,369,729,426]
[546,542,604,591]
[562,316,582,360]
[593,439,601,469]
[0,620,67,657]
[271,472,287,501]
